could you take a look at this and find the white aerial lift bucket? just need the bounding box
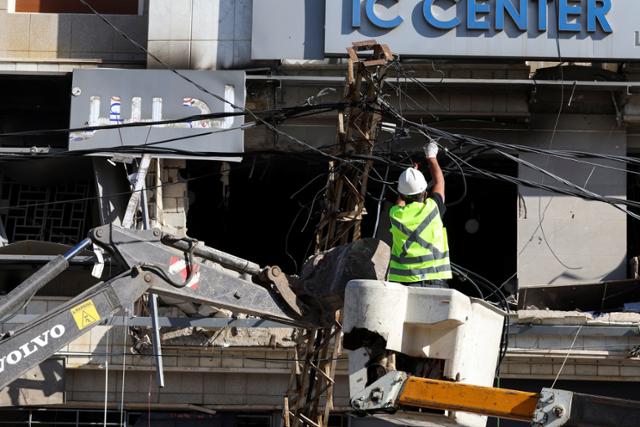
[343,280,506,427]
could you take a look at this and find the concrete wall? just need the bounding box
[64,369,350,409]
[147,0,252,70]
[0,0,148,68]
[516,115,627,287]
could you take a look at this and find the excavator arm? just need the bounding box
[0,270,150,389]
[0,224,322,390]
[88,224,317,326]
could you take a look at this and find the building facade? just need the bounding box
[1,1,640,426]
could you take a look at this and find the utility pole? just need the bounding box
[284,41,394,427]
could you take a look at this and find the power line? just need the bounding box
[0,157,280,212]
[76,0,350,163]
[441,151,640,221]
[0,102,345,140]
[376,110,640,222]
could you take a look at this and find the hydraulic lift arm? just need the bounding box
[351,371,640,427]
[0,270,150,390]
[0,224,319,390]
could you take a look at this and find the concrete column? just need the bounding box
[146,159,189,236]
[147,0,253,70]
[517,115,627,287]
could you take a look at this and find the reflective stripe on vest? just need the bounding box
[388,263,452,277]
[388,199,452,283]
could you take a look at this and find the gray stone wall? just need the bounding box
[65,369,351,409]
[516,115,627,287]
[0,0,147,66]
[148,0,252,70]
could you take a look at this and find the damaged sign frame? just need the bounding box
[68,69,246,161]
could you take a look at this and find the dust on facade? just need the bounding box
[0,1,639,427]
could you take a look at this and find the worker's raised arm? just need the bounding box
[424,142,445,203]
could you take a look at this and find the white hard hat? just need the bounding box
[398,168,428,196]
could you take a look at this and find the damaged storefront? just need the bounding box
[0,1,640,426]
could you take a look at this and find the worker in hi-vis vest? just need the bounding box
[389,140,452,287]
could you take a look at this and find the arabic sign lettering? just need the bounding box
[69,69,245,161]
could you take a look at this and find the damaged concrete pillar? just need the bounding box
[147,159,189,236]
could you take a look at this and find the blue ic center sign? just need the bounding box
[351,0,612,33]
[324,0,638,59]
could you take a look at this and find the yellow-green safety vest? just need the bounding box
[388,199,452,283]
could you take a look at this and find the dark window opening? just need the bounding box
[0,409,276,427]
[186,153,517,301]
[444,157,518,298]
[0,75,71,149]
[327,414,346,427]
[131,412,273,427]
[363,153,517,300]
[0,158,95,245]
[0,157,99,297]
[186,155,328,271]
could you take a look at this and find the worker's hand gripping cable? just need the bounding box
[423,140,439,159]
